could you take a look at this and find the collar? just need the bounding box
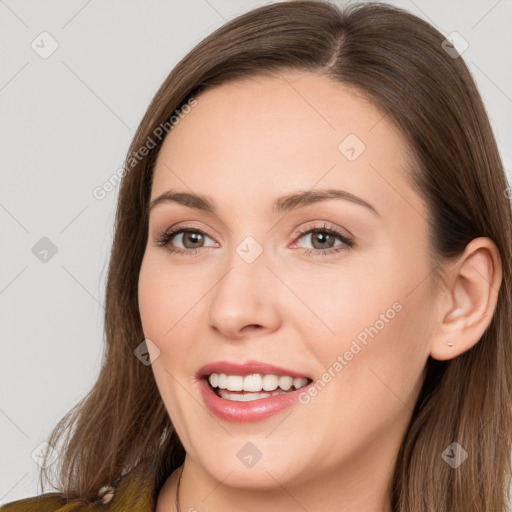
[0,462,159,512]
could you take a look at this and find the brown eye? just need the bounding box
[307,229,337,250]
[178,231,205,249]
[154,225,218,256]
[293,224,354,257]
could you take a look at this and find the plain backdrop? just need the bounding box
[1,0,511,504]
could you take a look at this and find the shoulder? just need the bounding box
[0,491,109,512]
[0,463,156,512]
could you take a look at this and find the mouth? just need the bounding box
[197,367,314,422]
[196,360,314,422]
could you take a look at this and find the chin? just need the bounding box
[184,438,304,486]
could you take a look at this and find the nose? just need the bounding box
[207,255,282,340]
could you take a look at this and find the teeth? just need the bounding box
[279,376,293,391]
[209,373,218,387]
[218,388,290,401]
[217,373,228,389]
[292,377,307,389]
[226,375,243,391]
[208,373,309,392]
[262,374,279,391]
[243,374,263,392]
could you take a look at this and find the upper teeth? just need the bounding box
[208,373,309,392]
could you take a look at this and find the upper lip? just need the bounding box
[197,360,312,380]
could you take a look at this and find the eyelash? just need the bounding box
[154,222,354,258]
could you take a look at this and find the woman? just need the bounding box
[2,1,511,511]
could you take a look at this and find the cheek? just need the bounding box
[292,267,396,346]
[138,255,195,336]
[138,254,210,378]
[138,262,167,340]
[310,265,432,395]
[138,257,197,426]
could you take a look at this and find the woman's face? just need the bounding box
[138,70,437,493]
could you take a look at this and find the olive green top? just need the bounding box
[0,463,156,512]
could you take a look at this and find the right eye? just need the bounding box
[154,225,219,256]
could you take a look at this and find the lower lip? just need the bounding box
[198,378,311,422]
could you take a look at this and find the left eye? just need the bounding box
[292,225,354,256]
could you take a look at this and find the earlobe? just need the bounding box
[429,237,502,361]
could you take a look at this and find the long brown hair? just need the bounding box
[40,1,512,509]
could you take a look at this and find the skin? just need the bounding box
[137,70,502,512]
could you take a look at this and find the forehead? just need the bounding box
[151,70,421,220]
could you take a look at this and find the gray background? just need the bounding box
[1,0,511,504]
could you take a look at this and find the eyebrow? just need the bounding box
[147,188,380,217]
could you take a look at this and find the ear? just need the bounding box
[429,237,502,361]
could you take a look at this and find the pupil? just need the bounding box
[312,230,334,249]
[184,232,202,248]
